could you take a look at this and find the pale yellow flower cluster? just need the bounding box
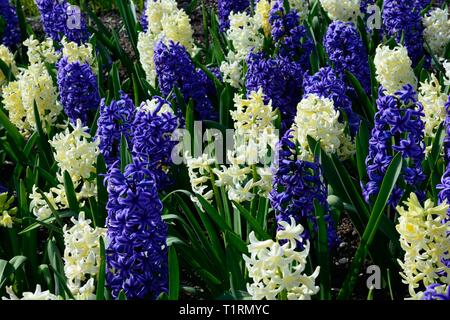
[374,45,417,95]
[292,94,355,161]
[63,212,106,300]
[61,38,96,68]
[2,63,62,136]
[418,74,448,139]
[319,0,361,22]
[213,89,278,203]
[243,217,320,300]
[23,36,60,65]
[2,285,60,300]
[30,120,99,221]
[0,192,17,229]
[396,193,450,299]
[0,45,18,87]
[220,12,264,88]
[423,8,450,58]
[3,37,64,136]
[137,0,195,86]
[185,89,278,206]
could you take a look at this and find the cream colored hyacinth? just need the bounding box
[51,119,99,183]
[243,217,320,300]
[374,45,417,95]
[2,63,62,136]
[63,212,106,300]
[185,152,216,208]
[23,36,60,65]
[292,94,355,161]
[213,89,278,203]
[61,38,96,68]
[2,285,60,300]
[396,193,450,300]
[137,0,195,86]
[0,45,18,87]
[423,8,450,58]
[418,74,448,139]
[443,59,450,86]
[220,12,264,88]
[0,192,17,229]
[185,89,278,205]
[30,120,99,221]
[319,0,361,22]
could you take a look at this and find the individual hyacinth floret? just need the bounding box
[363,86,426,208]
[105,162,168,300]
[323,21,371,95]
[382,0,425,66]
[154,40,216,120]
[0,0,21,48]
[96,92,135,167]
[35,0,89,44]
[303,67,360,134]
[132,97,181,189]
[243,217,320,300]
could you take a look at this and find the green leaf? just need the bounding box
[225,231,248,254]
[168,246,180,300]
[0,260,15,288]
[118,290,127,300]
[314,200,331,300]
[232,201,271,240]
[0,108,25,149]
[120,134,132,172]
[338,153,403,300]
[96,237,106,300]
[345,71,375,121]
[63,171,80,213]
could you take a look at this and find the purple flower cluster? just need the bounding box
[303,67,360,134]
[269,1,313,68]
[140,0,149,32]
[218,0,249,31]
[0,0,20,48]
[96,92,136,167]
[105,162,168,300]
[153,40,216,120]
[132,97,180,189]
[246,4,313,130]
[269,131,339,247]
[363,86,426,207]
[422,284,450,300]
[360,0,375,14]
[57,57,99,125]
[246,52,303,129]
[35,0,89,44]
[437,96,450,214]
[323,21,371,95]
[382,0,425,66]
